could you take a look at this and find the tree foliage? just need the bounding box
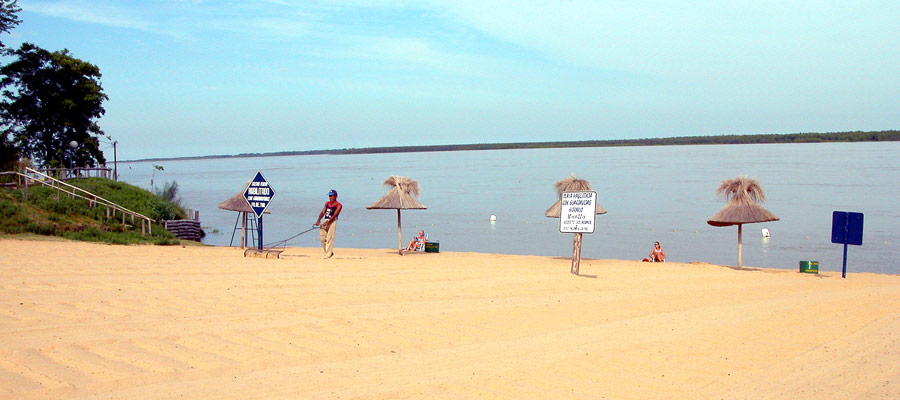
[0,0,20,53]
[1,43,108,168]
[0,0,20,170]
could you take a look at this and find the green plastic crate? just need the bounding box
[799,261,819,273]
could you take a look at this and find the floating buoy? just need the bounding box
[762,228,770,238]
[490,214,497,221]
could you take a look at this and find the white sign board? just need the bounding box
[559,191,597,233]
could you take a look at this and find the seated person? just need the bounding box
[404,230,427,251]
[643,241,666,262]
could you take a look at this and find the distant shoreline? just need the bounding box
[125,130,899,162]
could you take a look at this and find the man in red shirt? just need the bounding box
[315,189,342,259]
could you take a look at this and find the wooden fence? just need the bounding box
[162,220,204,241]
[33,167,115,181]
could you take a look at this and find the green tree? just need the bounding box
[0,43,108,168]
[0,0,20,170]
[0,0,20,54]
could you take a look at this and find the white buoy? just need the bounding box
[762,228,770,238]
[490,214,497,221]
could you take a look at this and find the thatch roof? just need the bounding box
[545,174,607,217]
[707,176,778,226]
[366,176,427,210]
[217,191,270,214]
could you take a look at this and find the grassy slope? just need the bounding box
[0,178,189,245]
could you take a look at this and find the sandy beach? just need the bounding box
[1,238,898,399]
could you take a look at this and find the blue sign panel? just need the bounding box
[831,211,863,246]
[831,211,847,244]
[243,171,275,218]
[846,212,864,245]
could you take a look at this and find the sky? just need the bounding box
[8,0,900,160]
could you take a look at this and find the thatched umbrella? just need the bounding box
[545,175,607,218]
[218,191,269,248]
[707,176,779,268]
[545,175,607,274]
[367,176,427,255]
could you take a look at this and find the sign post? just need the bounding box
[559,191,597,275]
[243,171,276,251]
[831,211,863,278]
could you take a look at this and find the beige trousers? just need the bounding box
[320,220,337,257]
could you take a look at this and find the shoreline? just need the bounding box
[3,238,899,399]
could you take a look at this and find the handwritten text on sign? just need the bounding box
[559,191,596,233]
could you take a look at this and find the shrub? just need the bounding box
[148,197,178,221]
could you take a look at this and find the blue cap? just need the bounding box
[328,189,337,196]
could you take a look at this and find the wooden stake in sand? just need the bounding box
[571,232,583,275]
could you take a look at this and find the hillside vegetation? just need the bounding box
[0,177,187,245]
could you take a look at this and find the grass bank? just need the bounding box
[0,177,193,245]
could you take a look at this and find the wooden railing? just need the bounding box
[32,166,115,180]
[4,168,152,235]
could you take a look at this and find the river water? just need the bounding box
[119,142,900,274]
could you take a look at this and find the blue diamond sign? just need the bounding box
[243,171,275,218]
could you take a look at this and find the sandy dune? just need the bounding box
[1,238,898,399]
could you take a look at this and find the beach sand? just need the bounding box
[1,238,898,399]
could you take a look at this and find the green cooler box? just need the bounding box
[799,261,819,273]
[424,241,439,253]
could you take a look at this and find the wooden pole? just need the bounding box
[571,233,583,275]
[397,209,403,255]
[241,212,247,250]
[737,224,743,268]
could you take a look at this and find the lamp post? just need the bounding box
[98,137,119,180]
[69,141,78,178]
[112,140,117,181]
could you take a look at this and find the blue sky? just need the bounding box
[9,1,900,160]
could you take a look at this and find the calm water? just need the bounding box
[119,142,900,274]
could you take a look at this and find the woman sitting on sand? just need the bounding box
[643,241,666,262]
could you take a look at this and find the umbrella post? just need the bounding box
[241,212,247,250]
[397,209,403,255]
[737,224,743,268]
[571,233,582,275]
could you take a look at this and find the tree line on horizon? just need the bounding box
[139,130,899,162]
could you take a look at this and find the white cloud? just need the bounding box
[23,1,155,31]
